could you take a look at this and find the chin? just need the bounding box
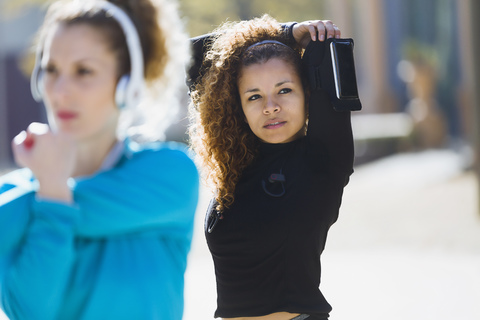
[262,137,290,144]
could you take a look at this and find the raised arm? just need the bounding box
[0,176,79,319]
[1,126,81,318]
[0,170,35,256]
[302,40,356,178]
[73,143,199,238]
[186,20,341,91]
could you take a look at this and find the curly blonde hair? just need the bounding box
[189,15,304,212]
[36,0,190,141]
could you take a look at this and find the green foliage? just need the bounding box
[2,0,51,18]
[253,0,326,22]
[178,0,326,36]
[179,0,239,36]
[3,0,327,36]
[402,38,439,70]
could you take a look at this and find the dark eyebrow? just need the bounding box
[244,88,260,94]
[76,58,102,65]
[43,57,100,67]
[275,80,293,87]
[243,80,294,94]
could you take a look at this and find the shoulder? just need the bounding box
[123,141,198,179]
[128,140,191,156]
[126,140,195,165]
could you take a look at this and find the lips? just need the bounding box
[263,119,286,129]
[57,110,78,120]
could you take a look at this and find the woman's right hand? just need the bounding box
[292,20,341,48]
[12,123,76,203]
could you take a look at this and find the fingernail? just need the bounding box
[13,131,27,145]
[336,34,340,39]
[320,34,325,41]
[312,35,316,41]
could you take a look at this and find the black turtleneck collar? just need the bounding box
[257,137,305,160]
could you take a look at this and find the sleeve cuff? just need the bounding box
[280,22,297,42]
[32,198,80,230]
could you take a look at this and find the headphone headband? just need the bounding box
[31,0,145,109]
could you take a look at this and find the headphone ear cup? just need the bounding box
[31,64,45,102]
[36,70,45,101]
[115,75,130,109]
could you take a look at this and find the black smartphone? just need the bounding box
[330,39,359,100]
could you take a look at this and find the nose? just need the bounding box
[263,96,280,114]
[46,74,71,103]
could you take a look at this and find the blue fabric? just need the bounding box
[0,141,199,320]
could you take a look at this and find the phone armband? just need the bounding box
[302,38,362,112]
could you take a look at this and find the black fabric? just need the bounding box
[303,314,330,320]
[302,39,362,112]
[186,32,217,91]
[205,89,354,318]
[291,315,329,320]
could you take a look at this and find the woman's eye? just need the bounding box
[279,88,292,94]
[44,65,57,74]
[248,94,261,101]
[77,67,92,76]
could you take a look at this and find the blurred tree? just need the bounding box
[3,0,328,36]
[236,0,253,20]
[2,0,50,19]
[179,0,239,36]
[253,0,326,22]
[469,0,480,214]
[179,0,327,36]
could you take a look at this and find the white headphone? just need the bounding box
[30,0,145,109]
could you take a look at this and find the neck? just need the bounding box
[72,134,119,177]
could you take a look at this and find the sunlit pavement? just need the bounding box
[1,150,478,320]
[184,149,480,320]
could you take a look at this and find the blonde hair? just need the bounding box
[36,0,190,142]
[189,15,302,212]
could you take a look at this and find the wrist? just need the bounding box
[281,22,297,42]
[37,180,73,203]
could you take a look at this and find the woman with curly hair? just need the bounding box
[189,15,354,320]
[0,0,198,319]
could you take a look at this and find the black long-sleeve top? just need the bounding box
[204,84,353,318]
[190,30,355,319]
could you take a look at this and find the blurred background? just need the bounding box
[0,0,478,169]
[0,0,479,319]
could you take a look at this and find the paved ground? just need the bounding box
[1,149,479,319]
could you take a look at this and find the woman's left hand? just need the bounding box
[292,20,341,48]
[12,123,76,203]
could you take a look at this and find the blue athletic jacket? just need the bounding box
[0,140,199,320]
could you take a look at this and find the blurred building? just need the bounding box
[324,0,477,164]
[0,0,478,168]
[0,2,46,170]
